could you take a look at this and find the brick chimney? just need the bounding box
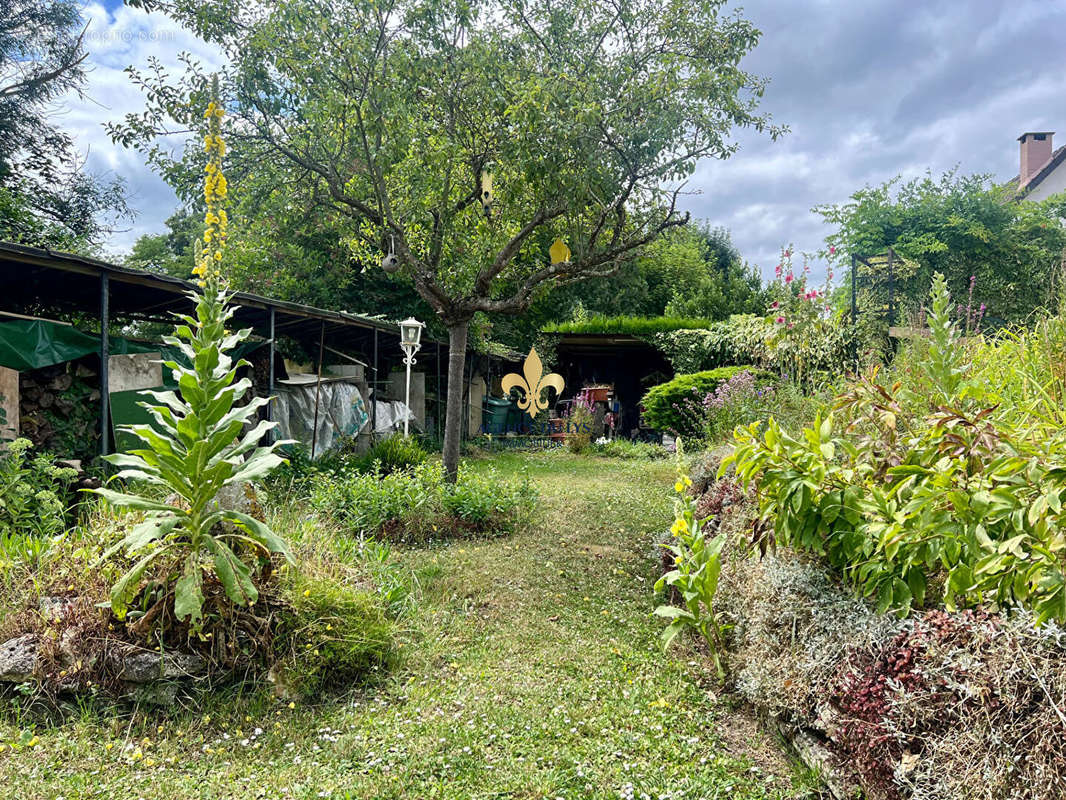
[1019,131,1054,186]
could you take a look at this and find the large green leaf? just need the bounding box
[203,536,259,607]
[174,555,205,624]
[91,487,179,513]
[110,548,169,618]
[219,510,293,561]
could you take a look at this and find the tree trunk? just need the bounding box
[442,319,469,483]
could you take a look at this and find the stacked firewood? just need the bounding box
[20,361,101,462]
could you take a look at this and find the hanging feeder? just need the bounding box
[381,235,401,274]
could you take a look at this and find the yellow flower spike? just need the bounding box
[674,480,684,493]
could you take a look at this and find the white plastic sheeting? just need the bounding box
[274,380,370,457]
[372,399,417,435]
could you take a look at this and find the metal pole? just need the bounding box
[99,273,110,458]
[371,329,378,444]
[436,343,442,441]
[851,255,858,370]
[267,308,276,441]
[404,351,412,438]
[310,321,325,459]
[887,247,896,355]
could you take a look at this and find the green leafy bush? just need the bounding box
[727,273,1066,625]
[310,462,537,539]
[352,435,427,474]
[565,398,594,454]
[650,313,851,377]
[0,438,77,538]
[588,439,669,460]
[641,366,769,437]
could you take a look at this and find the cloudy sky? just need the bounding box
[67,0,1066,281]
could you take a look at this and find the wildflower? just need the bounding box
[775,316,786,324]
[784,273,794,284]
[770,301,779,309]
[829,245,836,255]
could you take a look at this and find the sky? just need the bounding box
[65,0,1066,281]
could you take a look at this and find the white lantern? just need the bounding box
[398,318,424,437]
[399,317,424,347]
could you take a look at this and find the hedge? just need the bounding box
[641,366,770,435]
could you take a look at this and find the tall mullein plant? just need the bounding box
[95,90,292,628]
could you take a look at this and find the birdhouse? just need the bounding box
[480,171,493,210]
[381,253,401,273]
[549,239,571,265]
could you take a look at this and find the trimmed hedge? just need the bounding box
[641,366,769,435]
[543,315,712,335]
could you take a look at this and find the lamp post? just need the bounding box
[398,317,424,437]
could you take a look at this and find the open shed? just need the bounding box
[0,242,452,459]
[546,332,673,439]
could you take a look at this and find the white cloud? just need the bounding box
[57,2,223,256]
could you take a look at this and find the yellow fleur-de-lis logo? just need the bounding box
[502,348,565,418]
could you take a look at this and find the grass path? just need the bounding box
[3,451,802,799]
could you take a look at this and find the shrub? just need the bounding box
[587,439,669,460]
[728,273,1066,624]
[353,435,427,474]
[310,462,537,540]
[641,366,769,438]
[565,397,594,453]
[0,438,77,538]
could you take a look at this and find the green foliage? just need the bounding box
[727,273,1066,625]
[310,462,537,540]
[650,312,852,379]
[587,439,669,460]
[543,316,713,336]
[641,366,767,437]
[353,436,428,475]
[654,441,729,676]
[0,1,129,248]
[0,438,77,538]
[273,572,394,698]
[92,284,293,629]
[818,170,1066,326]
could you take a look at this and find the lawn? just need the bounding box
[1,451,808,799]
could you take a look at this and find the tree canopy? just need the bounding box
[0,0,129,248]
[818,170,1066,325]
[113,0,780,477]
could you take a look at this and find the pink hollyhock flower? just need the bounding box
[980,303,986,312]
[829,245,836,255]
[775,316,785,324]
[771,301,779,309]
[828,271,834,280]
[785,273,794,284]
[775,263,782,276]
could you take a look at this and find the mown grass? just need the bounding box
[0,451,809,799]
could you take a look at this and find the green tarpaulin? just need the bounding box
[0,319,158,371]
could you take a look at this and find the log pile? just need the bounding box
[19,361,101,462]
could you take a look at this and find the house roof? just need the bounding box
[1008,144,1066,197]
